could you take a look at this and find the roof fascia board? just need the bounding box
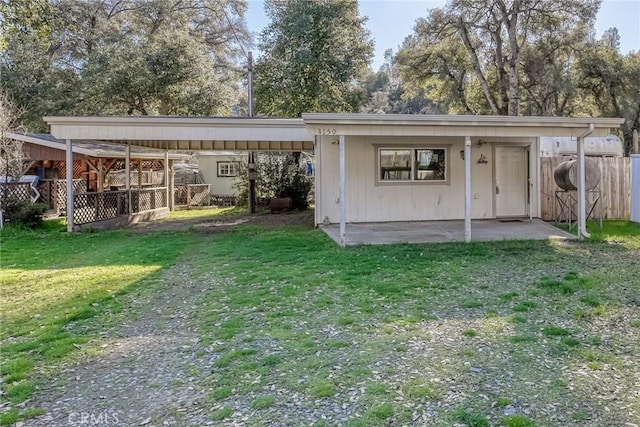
[7,132,187,159]
[8,132,96,157]
[307,126,614,138]
[46,120,312,142]
[301,113,624,128]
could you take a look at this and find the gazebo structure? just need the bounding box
[8,132,188,227]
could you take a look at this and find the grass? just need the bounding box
[2,216,639,426]
[0,220,194,422]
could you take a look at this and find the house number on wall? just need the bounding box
[316,128,337,135]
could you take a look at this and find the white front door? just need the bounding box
[495,146,527,217]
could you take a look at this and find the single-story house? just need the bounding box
[43,114,624,244]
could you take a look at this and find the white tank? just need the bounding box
[540,135,623,157]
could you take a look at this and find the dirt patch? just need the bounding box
[130,210,314,234]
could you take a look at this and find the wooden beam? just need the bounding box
[97,158,104,192]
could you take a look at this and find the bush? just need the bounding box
[234,153,312,210]
[3,200,47,228]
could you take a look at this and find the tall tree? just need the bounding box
[254,0,374,117]
[362,49,440,114]
[0,0,250,130]
[577,29,640,155]
[396,0,600,116]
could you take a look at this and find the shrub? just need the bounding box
[3,200,47,228]
[234,153,312,210]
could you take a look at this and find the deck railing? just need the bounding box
[174,184,211,207]
[73,187,168,225]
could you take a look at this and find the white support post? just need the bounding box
[65,139,74,232]
[339,135,346,247]
[577,124,594,240]
[169,160,175,211]
[125,144,131,214]
[164,151,170,210]
[464,136,472,243]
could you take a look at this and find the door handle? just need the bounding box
[495,185,500,195]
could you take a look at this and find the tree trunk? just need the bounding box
[458,18,501,115]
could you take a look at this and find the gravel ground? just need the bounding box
[22,262,219,427]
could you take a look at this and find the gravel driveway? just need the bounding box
[23,261,218,427]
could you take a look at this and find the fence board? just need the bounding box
[540,157,631,221]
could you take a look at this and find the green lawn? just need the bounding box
[1,216,639,426]
[0,221,194,425]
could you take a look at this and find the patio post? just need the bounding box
[164,151,170,210]
[464,136,472,242]
[169,160,175,211]
[65,139,74,232]
[125,144,131,214]
[339,135,346,247]
[577,124,594,239]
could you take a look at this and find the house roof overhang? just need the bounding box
[302,114,625,138]
[8,132,190,160]
[44,116,314,151]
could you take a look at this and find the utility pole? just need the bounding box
[247,52,257,213]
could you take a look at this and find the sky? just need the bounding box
[245,0,640,70]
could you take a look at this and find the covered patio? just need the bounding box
[322,218,575,246]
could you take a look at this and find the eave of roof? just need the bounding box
[8,133,189,159]
[43,116,314,151]
[302,114,624,138]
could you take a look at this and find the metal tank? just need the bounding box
[553,158,601,191]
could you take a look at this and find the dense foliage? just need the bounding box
[1,0,250,131]
[392,0,638,153]
[254,0,374,117]
[2,200,48,228]
[234,154,312,210]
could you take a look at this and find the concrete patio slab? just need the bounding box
[321,219,576,246]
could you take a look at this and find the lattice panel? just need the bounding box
[133,188,167,212]
[174,184,210,206]
[0,183,32,205]
[53,161,86,179]
[56,180,87,212]
[73,191,129,225]
[37,180,54,207]
[142,160,163,170]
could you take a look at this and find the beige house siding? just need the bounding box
[316,135,539,225]
[197,154,244,196]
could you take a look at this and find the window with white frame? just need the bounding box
[217,161,239,177]
[379,148,447,182]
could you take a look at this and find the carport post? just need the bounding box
[125,144,131,214]
[65,139,74,232]
[577,124,594,240]
[339,135,346,247]
[464,136,472,242]
[164,151,170,210]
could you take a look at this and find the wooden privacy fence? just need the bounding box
[540,157,631,221]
